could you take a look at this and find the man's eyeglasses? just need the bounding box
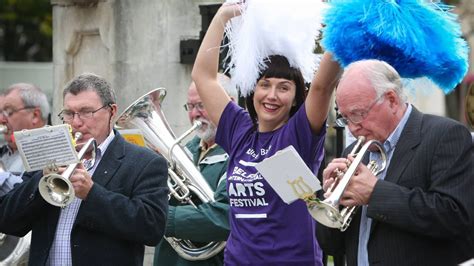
[338,94,384,125]
[58,104,110,122]
[0,107,36,118]
[183,102,205,112]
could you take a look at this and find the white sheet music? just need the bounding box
[14,124,79,172]
[255,145,321,204]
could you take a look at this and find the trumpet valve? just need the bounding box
[367,161,378,173]
[44,162,59,175]
[327,168,344,194]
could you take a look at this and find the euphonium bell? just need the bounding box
[307,136,387,231]
[38,133,96,208]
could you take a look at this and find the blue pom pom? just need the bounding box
[322,0,469,94]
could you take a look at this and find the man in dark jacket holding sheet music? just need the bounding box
[0,73,169,266]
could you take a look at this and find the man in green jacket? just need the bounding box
[154,74,237,266]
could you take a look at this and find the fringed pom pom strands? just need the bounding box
[322,0,469,94]
[224,0,327,96]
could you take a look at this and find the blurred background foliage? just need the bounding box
[0,0,52,61]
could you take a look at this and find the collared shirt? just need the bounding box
[0,147,24,175]
[47,130,115,266]
[0,172,23,196]
[198,139,218,163]
[0,147,24,196]
[358,104,412,266]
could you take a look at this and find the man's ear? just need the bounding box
[109,103,118,119]
[386,90,398,109]
[32,107,43,126]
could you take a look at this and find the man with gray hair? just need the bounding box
[154,73,237,266]
[0,83,50,195]
[0,73,169,265]
[317,59,474,266]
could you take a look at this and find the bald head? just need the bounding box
[336,60,408,143]
[338,60,406,102]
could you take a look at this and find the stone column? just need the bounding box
[51,0,219,136]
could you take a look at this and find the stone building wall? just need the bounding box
[51,0,220,135]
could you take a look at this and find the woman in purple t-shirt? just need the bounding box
[191,3,341,266]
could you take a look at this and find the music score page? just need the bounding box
[14,124,79,172]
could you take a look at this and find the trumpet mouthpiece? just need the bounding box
[74,132,83,141]
[0,125,7,134]
[193,120,203,129]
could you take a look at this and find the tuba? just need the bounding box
[115,88,226,261]
[307,136,387,231]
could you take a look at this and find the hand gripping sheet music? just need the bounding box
[13,124,79,172]
[255,145,321,204]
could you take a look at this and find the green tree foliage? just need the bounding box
[0,0,52,61]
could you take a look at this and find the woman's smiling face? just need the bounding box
[253,77,296,132]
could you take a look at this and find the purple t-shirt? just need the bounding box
[216,101,326,266]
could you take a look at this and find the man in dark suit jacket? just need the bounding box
[317,60,474,266]
[0,73,169,266]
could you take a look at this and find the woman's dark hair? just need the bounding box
[245,55,307,127]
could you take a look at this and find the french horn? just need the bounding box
[115,88,225,260]
[308,136,387,231]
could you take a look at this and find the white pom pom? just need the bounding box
[224,0,327,96]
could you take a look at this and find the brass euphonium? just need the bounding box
[0,231,31,265]
[0,135,31,265]
[307,136,387,231]
[115,88,225,261]
[38,133,96,208]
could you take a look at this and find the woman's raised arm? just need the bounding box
[305,52,341,134]
[191,4,241,126]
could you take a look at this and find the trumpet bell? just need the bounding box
[310,138,386,232]
[38,173,75,207]
[38,138,95,208]
[307,201,342,229]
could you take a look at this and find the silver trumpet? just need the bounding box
[38,133,96,208]
[307,136,387,231]
[116,88,226,261]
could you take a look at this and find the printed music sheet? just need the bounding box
[14,124,79,172]
[255,145,321,204]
